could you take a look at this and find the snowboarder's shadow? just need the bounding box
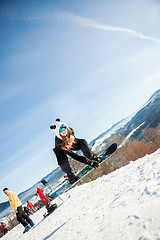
[43,222,67,240]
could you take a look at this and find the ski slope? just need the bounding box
[3,149,160,240]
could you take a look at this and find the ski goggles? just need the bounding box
[59,125,67,133]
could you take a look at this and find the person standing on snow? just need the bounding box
[27,201,35,213]
[1,222,8,235]
[35,187,51,207]
[50,118,100,184]
[3,188,35,233]
[27,201,33,209]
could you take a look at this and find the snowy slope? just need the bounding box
[3,149,160,240]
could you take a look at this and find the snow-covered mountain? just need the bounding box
[90,89,160,152]
[2,149,160,240]
[117,89,160,138]
[148,89,160,102]
[90,115,133,152]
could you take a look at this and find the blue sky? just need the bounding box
[0,0,160,203]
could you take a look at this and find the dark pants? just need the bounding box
[3,229,8,235]
[16,205,32,227]
[53,138,92,174]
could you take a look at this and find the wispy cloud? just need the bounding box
[0,147,50,184]
[5,7,160,43]
[144,72,160,83]
[83,21,160,43]
[60,11,160,43]
[0,83,25,104]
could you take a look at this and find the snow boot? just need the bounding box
[68,172,78,184]
[46,202,51,207]
[47,203,58,214]
[29,221,35,227]
[23,224,31,234]
[46,202,51,211]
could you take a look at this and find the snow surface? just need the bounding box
[3,149,160,240]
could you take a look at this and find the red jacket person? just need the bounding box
[27,201,33,209]
[35,187,51,206]
[1,222,8,235]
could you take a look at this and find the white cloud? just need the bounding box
[6,7,160,43]
[144,72,160,83]
[0,147,50,184]
[0,83,25,104]
[60,11,160,43]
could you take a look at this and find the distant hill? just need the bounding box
[91,89,160,152]
[0,167,65,217]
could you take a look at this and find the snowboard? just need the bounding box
[75,143,117,179]
[43,203,58,218]
[49,143,117,199]
[63,143,117,192]
[99,143,117,160]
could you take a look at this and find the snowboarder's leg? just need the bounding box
[72,138,100,163]
[21,208,33,225]
[68,139,99,167]
[43,195,51,203]
[53,147,72,173]
[74,138,92,159]
[66,150,88,164]
[41,197,47,205]
[16,206,31,227]
[3,229,8,235]
[53,147,78,183]
[67,150,99,168]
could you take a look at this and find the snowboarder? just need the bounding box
[3,188,35,233]
[1,222,8,235]
[50,118,100,184]
[35,187,51,207]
